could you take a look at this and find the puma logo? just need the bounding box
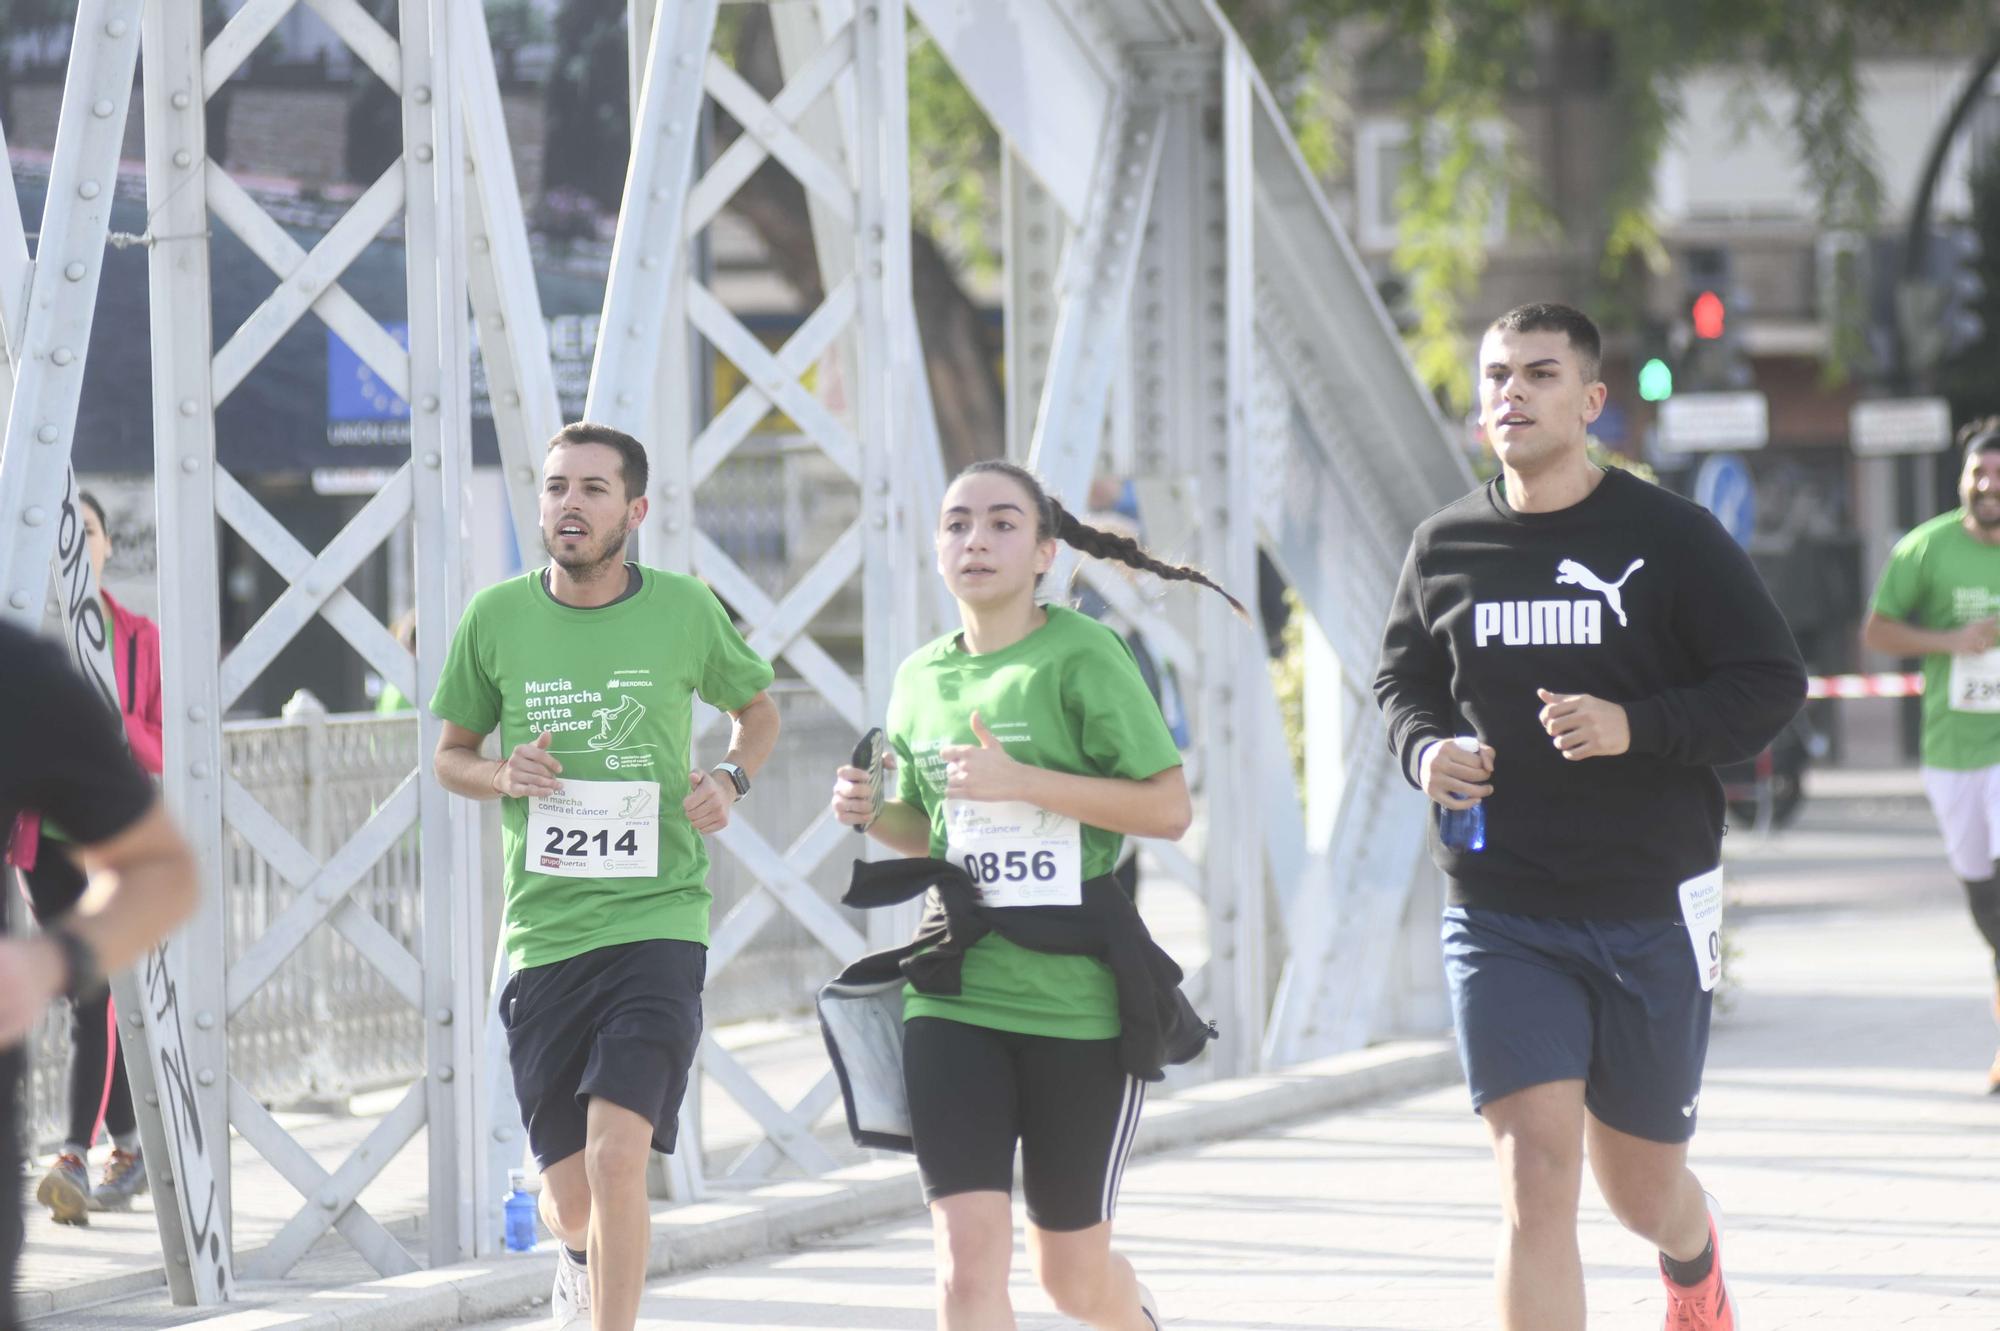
[1554,558,1645,627]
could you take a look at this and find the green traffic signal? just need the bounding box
[1638,357,1673,402]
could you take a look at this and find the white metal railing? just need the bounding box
[24,682,860,1148]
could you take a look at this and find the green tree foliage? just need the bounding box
[1220,0,1998,407]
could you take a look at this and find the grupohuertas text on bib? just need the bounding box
[528,779,659,878]
[944,798,1081,907]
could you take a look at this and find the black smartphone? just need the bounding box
[850,727,885,832]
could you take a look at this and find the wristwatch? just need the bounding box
[48,924,105,1003]
[713,762,751,800]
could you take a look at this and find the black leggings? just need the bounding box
[1966,877,2000,978]
[19,853,134,1149]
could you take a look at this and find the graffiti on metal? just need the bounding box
[51,470,116,713]
[139,943,231,1296]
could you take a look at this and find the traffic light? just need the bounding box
[1936,226,1985,361]
[1681,248,1752,390]
[1638,357,1674,402]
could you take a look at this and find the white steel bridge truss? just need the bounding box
[0,0,1470,1300]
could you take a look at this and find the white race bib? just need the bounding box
[944,798,1082,907]
[1949,648,2000,713]
[1677,866,1724,993]
[527,779,659,878]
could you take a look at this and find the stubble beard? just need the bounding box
[544,520,630,579]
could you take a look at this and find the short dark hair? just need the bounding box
[547,422,649,501]
[1960,415,2000,463]
[1488,302,1602,382]
[77,489,107,532]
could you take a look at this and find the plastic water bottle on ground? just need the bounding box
[1439,736,1486,852]
[503,1170,537,1253]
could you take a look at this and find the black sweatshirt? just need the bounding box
[1373,469,1806,919]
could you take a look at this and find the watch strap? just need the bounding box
[714,762,750,798]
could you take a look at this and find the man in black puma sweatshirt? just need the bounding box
[1373,303,1803,1331]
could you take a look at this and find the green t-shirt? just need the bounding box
[429,566,774,968]
[889,604,1184,1039]
[1870,510,2000,770]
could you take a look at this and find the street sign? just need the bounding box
[1658,391,1769,452]
[1851,396,1953,456]
[1693,453,1757,548]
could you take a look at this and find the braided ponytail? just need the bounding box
[955,460,1248,618]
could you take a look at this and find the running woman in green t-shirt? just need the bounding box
[432,424,779,1331]
[829,460,1241,1331]
[1863,416,2000,1093]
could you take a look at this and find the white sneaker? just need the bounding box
[551,1247,590,1329]
[1138,1280,1162,1328]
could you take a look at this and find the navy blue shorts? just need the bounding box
[500,938,706,1168]
[1441,906,1712,1144]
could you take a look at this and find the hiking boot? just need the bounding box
[1660,1193,1740,1329]
[89,1147,147,1211]
[36,1153,89,1227]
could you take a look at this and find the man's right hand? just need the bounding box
[830,754,896,827]
[1954,618,2000,655]
[494,731,562,797]
[1420,738,1494,810]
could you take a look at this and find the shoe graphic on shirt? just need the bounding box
[587,695,645,750]
[1556,557,1646,627]
[1660,1193,1740,1330]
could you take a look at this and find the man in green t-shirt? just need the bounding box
[431,423,777,1330]
[1863,416,2000,1093]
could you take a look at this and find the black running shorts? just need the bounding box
[903,1015,1145,1232]
[499,938,705,1167]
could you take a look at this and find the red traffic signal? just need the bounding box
[1692,289,1726,340]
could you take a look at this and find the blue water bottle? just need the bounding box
[1439,736,1486,853]
[503,1170,537,1253]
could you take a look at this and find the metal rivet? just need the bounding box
[663,518,681,533]
[51,348,73,366]
[423,452,440,468]
[649,188,666,202]
[872,515,888,530]
[413,85,432,105]
[190,761,210,779]
[315,884,335,903]
[472,237,490,254]
[7,592,28,609]
[420,395,439,413]
[91,100,113,118]
[173,150,192,169]
[515,468,533,485]
[504,392,520,408]
[104,18,127,37]
[63,261,85,281]
[36,425,56,443]
[171,91,191,110]
[175,1255,189,1267]
[180,457,198,474]
[438,1065,454,1083]
[666,121,683,137]
[676,53,693,68]
[492,1126,513,1142]
[196,1068,215,1087]
[639,255,658,271]
[616,392,632,406]
[180,398,198,416]
[661,484,681,501]
[188,705,207,722]
[196,1011,215,1030]
[78,181,99,200]
[320,1190,339,1210]
[22,507,45,527]
[435,1006,452,1025]
[414,145,433,163]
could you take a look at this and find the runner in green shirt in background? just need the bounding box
[829,459,1243,1331]
[1863,416,2000,1092]
[432,423,778,1331]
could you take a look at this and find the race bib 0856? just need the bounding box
[527,779,659,878]
[944,798,1082,908]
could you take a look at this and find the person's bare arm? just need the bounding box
[719,690,780,779]
[435,720,564,799]
[1861,609,1994,657]
[0,801,200,1046]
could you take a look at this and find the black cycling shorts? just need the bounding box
[499,938,705,1167]
[903,1015,1145,1232]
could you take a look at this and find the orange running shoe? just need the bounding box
[1660,1193,1740,1330]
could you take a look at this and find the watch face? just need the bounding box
[720,764,749,796]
